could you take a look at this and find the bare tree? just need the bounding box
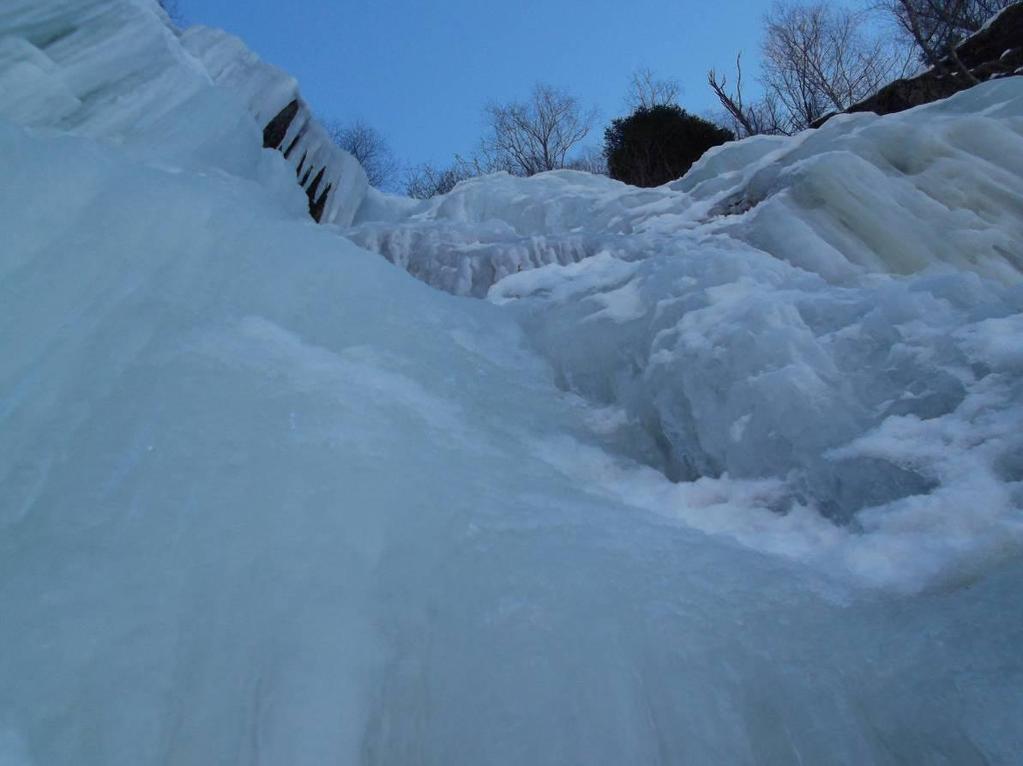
[710,1,912,135]
[762,2,910,129]
[625,67,682,109]
[565,145,608,175]
[877,0,1012,67]
[326,119,400,190]
[482,84,598,176]
[403,84,603,197]
[709,54,788,136]
[403,162,468,199]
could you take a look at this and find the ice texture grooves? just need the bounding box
[1,1,1022,764]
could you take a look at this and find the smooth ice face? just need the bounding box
[1,1,1022,765]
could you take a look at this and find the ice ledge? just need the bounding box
[180,26,369,226]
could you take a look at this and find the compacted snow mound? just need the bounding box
[2,1,1023,764]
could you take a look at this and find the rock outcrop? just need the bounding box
[815,2,1022,126]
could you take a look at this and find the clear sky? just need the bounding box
[178,0,775,169]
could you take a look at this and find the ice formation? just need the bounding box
[1,1,1022,764]
[351,83,1023,292]
[0,0,367,224]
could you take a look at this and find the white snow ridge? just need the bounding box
[1,1,1022,764]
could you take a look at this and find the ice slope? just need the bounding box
[1,1,1023,764]
[4,105,1023,766]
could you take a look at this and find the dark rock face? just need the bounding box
[309,184,331,223]
[958,3,1023,65]
[815,3,1022,126]
[261,101,337,222]
[262,99,298,150]
[305,167,325,204]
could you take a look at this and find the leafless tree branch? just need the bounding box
[326,119,400,191]
[626,68,682,110]
[482,83,597,176]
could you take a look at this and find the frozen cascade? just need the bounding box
[354,78,1023,533]
[1,1,1022,764]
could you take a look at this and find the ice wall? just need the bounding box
[0,0,368,225]
[3,104,1022,766]
[1,2,1022,765]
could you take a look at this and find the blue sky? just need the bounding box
[179,0,775,168]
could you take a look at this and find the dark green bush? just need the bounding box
[604,105,733,187]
